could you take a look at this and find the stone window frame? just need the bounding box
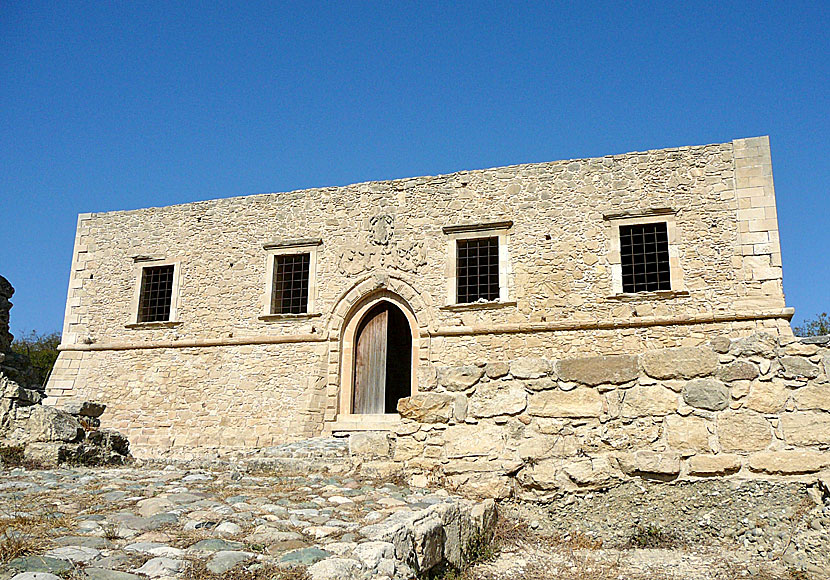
[260,238,322,320]
[604,209,687,298]
[443,221,513,308]
[126,257,182,328]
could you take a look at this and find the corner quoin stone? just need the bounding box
[556,354,639,386]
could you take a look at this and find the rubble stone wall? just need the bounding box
[389,333,830,498]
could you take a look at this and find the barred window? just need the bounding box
[620,222,671,293]
[137,265,174,322]
[456,237,500,303]
[271,253,310,314]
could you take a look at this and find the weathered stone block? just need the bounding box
[484,362,509,379]
[393,438,424,461]
[781,412,830,446]
[748,450,830,474]
[349,432,391,458]
[24,405,84,443]
[717,361,759,382]
[665,415,710,451]
[730,333,778,358]
[744,380,789,413]
[444,424,505,458]
[618,451,681,477]
[710,336,732,354]
[509,357,552,379]
[437,366,484,391]
[468,383,526,418]
[62,400,107,418]
[562,456,614,487]
[397,394,454,423]
[780,356,820,380]
[641,347,719,380]
[683,378,730,411]
[688,454,742,476]
[556,355,639,386]
[620,386,677,417]
[718,412,771,452]
[527,389,602,418]
[793,384,830,411]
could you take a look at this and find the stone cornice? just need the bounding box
[58,308,794,352]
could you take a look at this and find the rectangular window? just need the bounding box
[620,222,671,293]
[137,265,175,322]
[271,253,310,314]
[456,236,500,303]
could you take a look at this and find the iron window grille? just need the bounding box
[620,222,671,293]
[456,236,500,303]
[271,253,310,314]
[137,265,175,323]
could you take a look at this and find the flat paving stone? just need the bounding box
[6,557,73,574]
[280,547,331,565]
[82,569,142,580]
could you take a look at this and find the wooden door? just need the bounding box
[353,306,388,414]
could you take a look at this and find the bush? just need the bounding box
[793,312,829,337]
[10,330,60,388]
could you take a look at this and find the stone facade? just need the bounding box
[45,136,800,467]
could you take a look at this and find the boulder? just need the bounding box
[437,366,484,391]
[397,394,454,423]
[23,405,83,443]
[641,346,718,380]
[468,382,527,418]
[556,354,639,386]
[62,401,107,418]
[683,378,730,411]
[509,357,552,379]
[527,388,602,418]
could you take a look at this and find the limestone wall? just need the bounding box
[391,333,830,498]
[45,136,793,453]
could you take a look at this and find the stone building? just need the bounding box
[45,135,824,490]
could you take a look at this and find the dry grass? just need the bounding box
[0,445,46,470]
[181,558,309,580]
[0,513,74,563]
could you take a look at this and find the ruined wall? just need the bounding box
[45,136,793,455]
[389,333,830,498]
[0,275,13,354]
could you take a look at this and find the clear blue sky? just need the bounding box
[1,1,827,337]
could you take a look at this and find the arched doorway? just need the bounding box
[352,301,412,414]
